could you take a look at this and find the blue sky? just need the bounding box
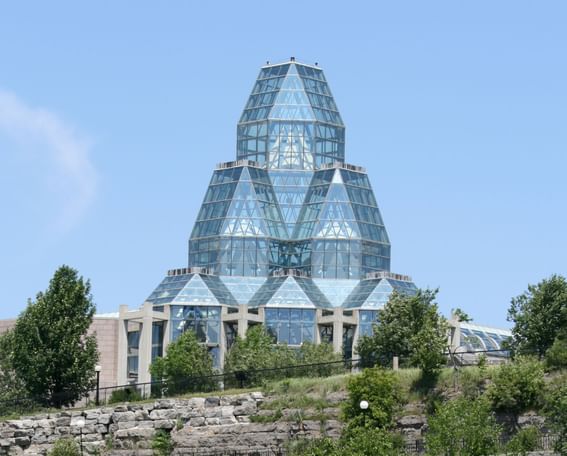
[0,1,565,327]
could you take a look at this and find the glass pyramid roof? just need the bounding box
[344,277,418,309]
[146,273,238,306]
[248,275,332,308]
[293,167,389,244]
[240,62,343,126]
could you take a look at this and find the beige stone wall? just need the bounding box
[0,316,119,389]
[88,317,119,388]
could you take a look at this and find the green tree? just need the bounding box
[451,307,472,322]
[426,397,501,456]
[543,374,567,455]
[224,325,297,385]
[342,367,403,430]
[356,289,448,373]
[150,330,214,395]
[545,327,567,371]
[0,330,28,414]
[296,342,343,377]
[487,356,545,417]
[508,274,567,358]
[11,266,98,407]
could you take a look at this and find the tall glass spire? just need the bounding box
[237,61,345,170]
[189,59,391,280]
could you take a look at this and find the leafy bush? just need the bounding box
[505,426,541,455]
[507,274,567,358]
[545,328,567,371]
[151,429,173,456]
[543,374,567,454]
[287,428,405,456]
[48,438,80,456]
[487,357,544,416]
[108,387,143,404]
[426,396,501,456]
[342,367,402,430]
[224,326,343,387]
[295,342,343,377]
[149,330,215,396]
[355,289,448,373]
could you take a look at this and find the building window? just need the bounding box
[264,308,315,346]
[127,330,140,380]
[170,305,221,344]
[358,310,379,337]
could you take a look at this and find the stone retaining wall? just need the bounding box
[0,393,342,456]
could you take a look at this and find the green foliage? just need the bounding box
[224,325,293,385]
[487,356,544,416]
[149,330,214,396]
[108,387,143,404]
[452,307,472,322]
[356,289,448,373]
[295,342,343,376]
[287,428,405,456]
[0,330,28,414]
[505,426,541,456]
[508,274,567,358]
[224,326,341,386]
[151,429,173,456]
[545,327,567,371]
[11,265,98,407]
[342,367,402,430]
[48,438,80,456]
[426,396,501,456]
[543,374,567,455]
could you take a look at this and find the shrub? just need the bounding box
[543,374,567,455]
[505,426,541,456]
[149,330,215,396]
[426,396,501,456]
[342,367,402,430]
[151,429,173,456]
[287,428,405,456]
[108,387,143,404]
[545,328,567,371]
[48,438,80,456]
[295,342,343,377]
[487,357,545,416]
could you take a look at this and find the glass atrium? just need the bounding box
[125,60,422,378]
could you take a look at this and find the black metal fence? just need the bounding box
[0,348,510,416]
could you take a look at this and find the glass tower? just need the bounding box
[142,60,417,370]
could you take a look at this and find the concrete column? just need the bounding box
[237,304,248,339]
[161,305,171,355]
[117,305,130,386]
[332,317,343,354]
[351,310,360,358]
[137,302,154,396]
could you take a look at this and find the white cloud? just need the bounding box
[0,89,97,232]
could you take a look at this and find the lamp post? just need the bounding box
[359,400,369,427]
[76,419,85,456]
[95,365,102,406]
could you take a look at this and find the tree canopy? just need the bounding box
[356,289,448,373]
[11,266,99,407]
[507,274,567,358]
[149,330,214,395]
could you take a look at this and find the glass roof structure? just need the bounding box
[344,277,418,309]
[146,273,238,307]
[146,60,416,319]
[458,322,511,355]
